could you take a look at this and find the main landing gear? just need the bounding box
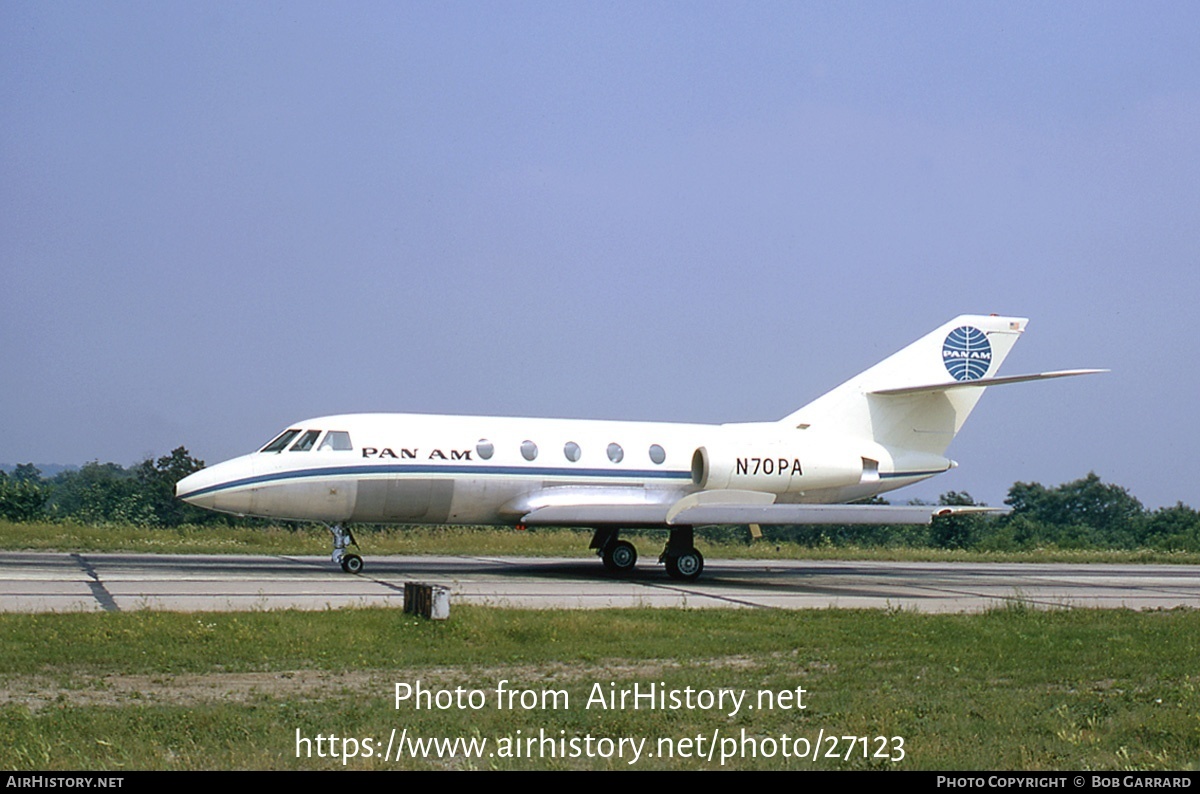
[329,524,364,574]
[590,527,638,574]
[589,526,704,581]
[661,526,704,582]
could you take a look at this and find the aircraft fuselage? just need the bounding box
[176,413,943,526]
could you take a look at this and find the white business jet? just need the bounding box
[175,315,1101,580]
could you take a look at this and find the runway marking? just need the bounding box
[2,553,1199,613]
[638,581,779,610]
[279,555,410,597]
[72,553,119,613]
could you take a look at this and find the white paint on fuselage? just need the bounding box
[176,412,939,525]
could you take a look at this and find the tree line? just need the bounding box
[2,451,1199,551]
[756,474,1200,552]
[0,448,234,527]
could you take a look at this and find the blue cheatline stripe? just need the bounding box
[177,463,694,500]
[178,462,948,501]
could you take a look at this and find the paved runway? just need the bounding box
[2,551,1198,613]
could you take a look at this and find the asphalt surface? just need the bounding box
[2,551,1198,613]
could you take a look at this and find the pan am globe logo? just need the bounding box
[942,326,992,381]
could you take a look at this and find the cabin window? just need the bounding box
[477,439,494,460]
[319,431,353,451]
[564,441,581,462]
[260,429,301,453]
[649,444,666,464]
[290,430,321,452]
[607,443,624,463]
[521,440,538,461]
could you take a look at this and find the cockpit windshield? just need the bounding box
[318,431,353,451]
[261,428,353,453]
[289,430,321,452]
[260,429,301,453]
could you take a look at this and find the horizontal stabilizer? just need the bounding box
[870,369,1107,397]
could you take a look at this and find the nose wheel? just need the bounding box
[329,524,364,574]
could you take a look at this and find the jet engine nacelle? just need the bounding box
[691,439,865,494]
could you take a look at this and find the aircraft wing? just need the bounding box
[520,501,1006,527]
[666,503,1005,525]
[520,504,676,525]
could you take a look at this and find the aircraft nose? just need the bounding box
[175,455,256,512]
[175,468,217,509]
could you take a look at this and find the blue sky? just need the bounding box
[3,2,1198,509]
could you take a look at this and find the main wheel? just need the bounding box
[602,540,638,573]
[340,553,364,574]
[665,549,703,581]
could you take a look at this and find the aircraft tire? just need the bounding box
[602,540,638,573]
[665,549,703,581]
[340,554,364,574]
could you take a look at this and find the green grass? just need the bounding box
[4,519,1198,769]
[2,607,1198,770]
[4,519,1200,564]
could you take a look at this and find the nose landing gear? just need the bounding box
[329,524,364,574]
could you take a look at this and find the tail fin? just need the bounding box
[781,315,1028,457]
